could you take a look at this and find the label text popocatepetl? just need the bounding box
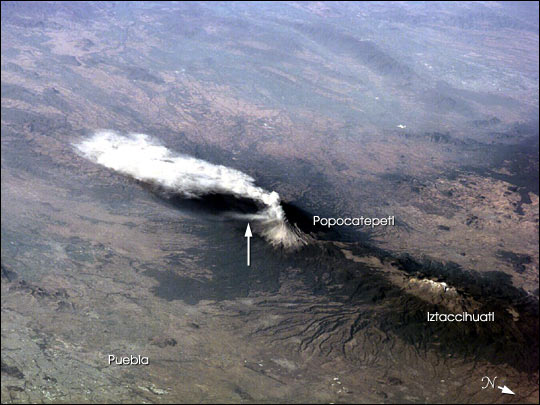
[313,215,395,228]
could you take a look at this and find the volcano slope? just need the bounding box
[2,129,538,403]
[2,1,539,403]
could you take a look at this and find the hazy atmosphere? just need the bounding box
[1,2,539,403]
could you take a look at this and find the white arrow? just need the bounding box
[498,385,515,395]
[244,223,252,267]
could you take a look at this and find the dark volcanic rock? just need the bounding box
[1,361,24,379]
[1,265,18,281]
[149,336,178,348]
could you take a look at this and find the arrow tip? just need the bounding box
[499,385,515,395]
[244,223,252,237]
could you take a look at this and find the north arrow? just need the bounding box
[498,385,515,395]
[245,223,252,267]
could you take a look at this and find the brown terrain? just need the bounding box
[1,2,538,403]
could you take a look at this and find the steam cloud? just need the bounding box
[76,131,309,249]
